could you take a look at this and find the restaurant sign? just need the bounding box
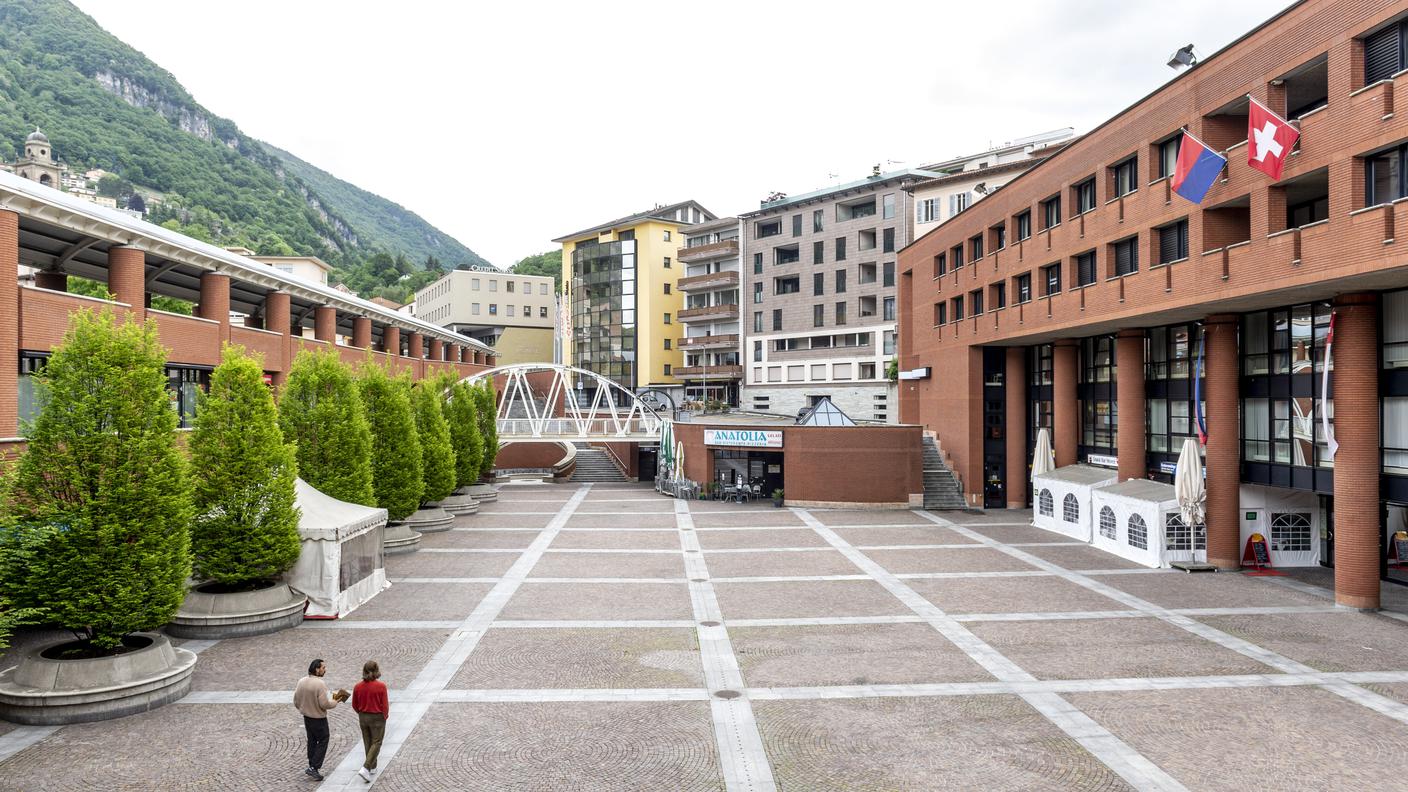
[704,429,783,449]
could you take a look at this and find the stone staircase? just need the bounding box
[570,443,628,483]
[922,436,968,510]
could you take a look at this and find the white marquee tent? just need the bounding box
[287,479,391,619]
[1031,465,1118,541]
[1089,479,1205,568]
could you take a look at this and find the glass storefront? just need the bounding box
[570,239,638,391]
[1146,322,1205,482]
[1078,335,1117,463]
[1240,301,1334,492]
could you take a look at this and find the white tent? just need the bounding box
[1031,464,1118,541]
[287,479,391,619]
[1089,479,1199,568]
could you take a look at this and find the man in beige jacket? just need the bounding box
[293,658,348,781]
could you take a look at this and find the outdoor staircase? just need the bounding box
[570,443,628,483]
[922,436,968,510]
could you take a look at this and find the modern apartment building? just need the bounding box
[556,200,715,394]
[676,217,742,406]
[897,0,1407,608]
[412,267,555,365]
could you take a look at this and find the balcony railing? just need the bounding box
[678,239,740,263]
[678,303,740,321]
[677,270,739,292]
[675,364,743,378]
[679,334,740,349]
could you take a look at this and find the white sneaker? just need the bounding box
[358,767,372,783]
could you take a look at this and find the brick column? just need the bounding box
[352,316,372,349]
[0,211,18,437]
[473,350,483,365]
[1204,314,1241,569]
[1005,346,1028,509]
[107,246,146,320]
[265,290,292,388]
[198,272,231,343]
[429,338,444,362]
[314,306,336,344]
[1052,339,1079,467]
[407,332,423,360]
[445,343,458,366]
[1332,293,1382,609]
[1116,329,1147,481]
[383,326,401,356]
[34,270,66,291]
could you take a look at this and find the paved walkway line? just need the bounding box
[0,726,58,764]
[298,620,462,629]
[795,508,1189,792]
[388,577,501,584]
[316,484,592,791]
[490,619,698,629]
[434,688,711,703]
[711,574,873,583]
[677,498,777,792]
[419,548,523,554]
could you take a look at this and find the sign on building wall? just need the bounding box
[704,429,784,448]
[1087,454,1117,468]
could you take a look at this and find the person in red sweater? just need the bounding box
[351,660,390,783]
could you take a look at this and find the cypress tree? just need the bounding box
[476,380,499,478]
[189,345,301,586]
[2,310,192,650]
[359,364,423,521]
[278,349,375,506]
[412,381,457,504]
[446,380,484,489]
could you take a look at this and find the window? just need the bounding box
[775,276,800,295]
[772,309,782,331]
[934,302,947,326]
[1165,514,1207,551]
[1158,136,1181,178]
[664,256,671,268]
[813,209,824,233]
[1113,237,1139,276]
[952,295,965,322]
[1075,178,1096,213]
[524,305,531,316]
[757,219,782,238]
[792,214,802,237]
[472,278,480,290]
[1113,156,1138,197]
[664,363,672,376]
[1038,489,1053,516]
[1016,211,1032,240]
[953,245,965,269]
[754,312,763,333]
[917,198,939,224]
[664,230,672,241]
[1076,251,1097,287]
[489,304,498,315]
[1062,493,1079,523]
[835,237,847,261]
[753,282,764,304]
[664,283,672,295]
[883,262,895,287]
[1016,273,1032,304]
[1270,512,1313,553]
[814,272,825,296]
[664,338,672,350]
[835,269,847,293]
[970,234,983,260]
[883,297,895,321]
[753,340,763,362]
[1367,145,1404,205]
[1041,196,1061,229]
[813,241,824,264]
[472,303,481,315]
[1099,507,1117,539]
[969,288,984,316]
[1366,20,1406,85]
[663,313,671,324]
[814,304,825,327]
[992,282,1006,309]
[1127,514,1147,549]
[935,252,947,278]
[1042,263,1061,296]
[883,228,895,253]
[540,306,548,317]
[882,193,896,219]
[1159,220,1189,264]
[754,252,763,274]
[993,224,1007,250]
[950,191,971,215]
[835,301,847,325]
[489,280,498,292]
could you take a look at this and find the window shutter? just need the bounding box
[1160,225,1179,263]
[1116,240,1135,275]
[1366,24,1401,85]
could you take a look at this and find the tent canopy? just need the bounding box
[295,478,386,542]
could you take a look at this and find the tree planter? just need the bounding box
[439,490,480,516]
[464,483,499,503]
[0,632,196,725]
[401,503,454,533]
[166,580,306,639]
[383,521,423,555]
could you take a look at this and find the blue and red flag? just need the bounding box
[1171,130,1226,205]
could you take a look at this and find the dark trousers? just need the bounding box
[358,711,386,770]
[304,715,330,770]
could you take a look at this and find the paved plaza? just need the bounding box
[5,482,1408,790]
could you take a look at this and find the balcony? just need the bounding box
[678,239,740,263]
[675,364,744,379]
[679,334,739,350]
[677,270,739,292]
[678,303,739,322]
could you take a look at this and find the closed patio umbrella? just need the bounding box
[1174,437,1205,528]
[1031,428,1055,481]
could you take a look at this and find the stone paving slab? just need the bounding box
[373,702,723,792]
[456,514,556,530]
[550,529,682,550]
[695,527,828,549]
[383,549,518,578]
[943,510,1036,525]
[500,582,695,621]
[689,510,805,527]
[703,549,862,578]
[1067,686,1405,791]
[968,616,1275,680]
[574,502,675,514]
[343,582,495,621]
[1100,570,1332,610]
[712,580,912,620]
[567,512,680,529]
[190,627,448,692]
[428,529,538,549]
[449,628,703,689]
[0,703,361,791]
[908,574,1130,615]
[1017,543,1150,570]
[529,551,687,579]
[752,696,1133,791]
[811,509,934,526]
[683,500,777,513]
[1199,611,1408,673]
[862,546,1041,574]
[964,522,1087,544]
[831,524,981,546]
[732,622,993,686]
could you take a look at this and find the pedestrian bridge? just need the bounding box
[458,363,664,441]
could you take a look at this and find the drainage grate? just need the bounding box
[712,689,741,699]
[699,620,721,627]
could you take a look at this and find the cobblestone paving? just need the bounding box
[7,482,1408,791]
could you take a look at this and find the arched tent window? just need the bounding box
[1038,489,1053,517]
[1099,506,1116,539]
[1128,514,1148,550]
[1062,493,1079,523]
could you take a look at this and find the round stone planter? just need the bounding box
[465,483,499,503]
[383,520,423,555]
[402,503,454,533]
[439,491,480,516]
[166,581,307,640]
[0,632,196,725]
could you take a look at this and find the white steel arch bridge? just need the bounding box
[458,363,664,441]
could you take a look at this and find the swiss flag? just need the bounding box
[1247,97,1299,180]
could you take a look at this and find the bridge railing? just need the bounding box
[496,417,661,439]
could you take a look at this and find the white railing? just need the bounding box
[458,363,664,441]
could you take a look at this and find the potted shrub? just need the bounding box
[441,379,484,516]
[772,489,785,507]
[278,349,375,507]
[0,310,197,724]
[169,345,306,639]
[400,381,457,532]
[358,364,424,553]
[465,380,499,502]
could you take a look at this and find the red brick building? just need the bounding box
[898,0,1408,607]
[0,171,498,457]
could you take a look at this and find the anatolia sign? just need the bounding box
[704,429,783,449]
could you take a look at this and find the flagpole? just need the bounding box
[1178,127,1222,155]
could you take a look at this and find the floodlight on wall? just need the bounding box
[1167,45,1197,70]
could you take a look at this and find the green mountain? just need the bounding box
[0,0,491,279]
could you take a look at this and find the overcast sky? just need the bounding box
[71,0,1291,268]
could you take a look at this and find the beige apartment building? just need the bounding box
[908,129,1075,238]
[412,267,555,365]
[677,216,742,406]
